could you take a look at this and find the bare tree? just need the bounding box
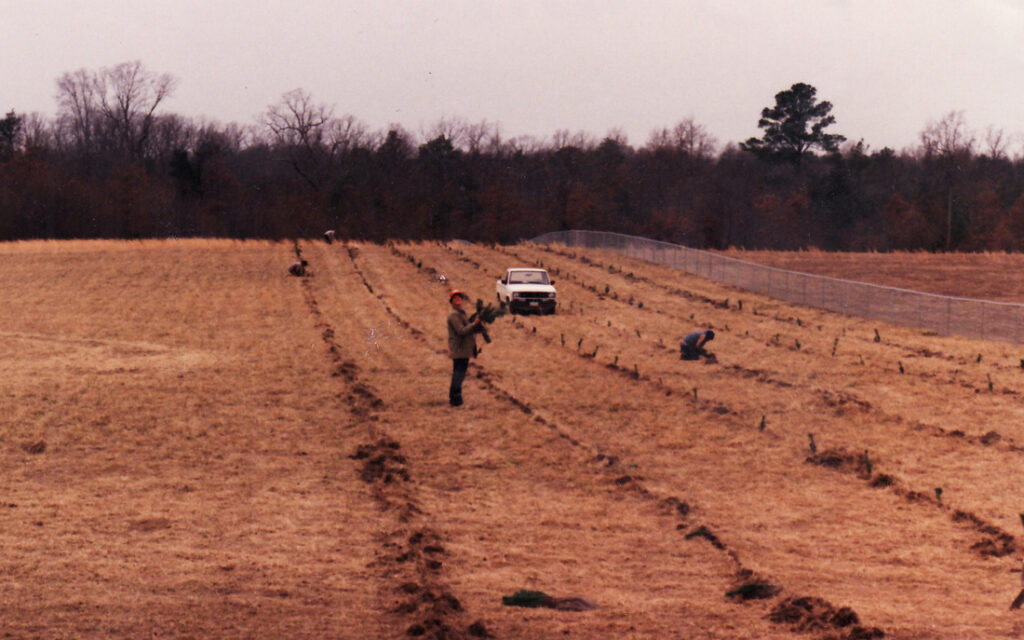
[918,110,975,158]
[918,111,976,249]
[325,114,371,155]
[463,120,501,155]
[55,68,100,157]
[422,116,467,150]
[263,88,337,189]
[982,125,1008,159]
[646,118,717,159]
[95,61,177,161]
[56,62,176,164]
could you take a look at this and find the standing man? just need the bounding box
[681,329,715,360]
[447,290,481,407]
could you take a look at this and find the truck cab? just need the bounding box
[496,268,557,315]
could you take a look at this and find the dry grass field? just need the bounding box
[722,249,1024,302]
[4,238,1024,638]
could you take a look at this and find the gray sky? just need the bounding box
[3,0,1023,153]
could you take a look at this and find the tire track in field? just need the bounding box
[351,242,890,640]
[294,241,483,640]
[408,241,1021,565]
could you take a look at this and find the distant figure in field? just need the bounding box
[288,259,308,276]
[447,290,482,407]
[323,230,336,244]
[681,330,715,361]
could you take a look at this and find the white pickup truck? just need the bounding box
[496,267,557,315]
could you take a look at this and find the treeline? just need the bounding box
[2,63,1023,250]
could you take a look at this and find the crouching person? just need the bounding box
[288,259,308,276]
[447,290,482,407]
[681,329,715,361]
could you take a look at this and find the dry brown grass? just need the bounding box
[5,238,1024,638]
[722,248,1024,302]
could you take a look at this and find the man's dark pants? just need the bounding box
[450,358,469,406]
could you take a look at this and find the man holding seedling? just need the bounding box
[447,290,482,407]
[681,329,715,361]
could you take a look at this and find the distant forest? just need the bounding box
[2,63,1024,251]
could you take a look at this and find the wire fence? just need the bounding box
[530,230,1024,345]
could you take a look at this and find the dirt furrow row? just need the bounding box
[295,241,483,640]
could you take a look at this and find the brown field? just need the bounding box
[4,239,1024,639]
[722,249,1024,302]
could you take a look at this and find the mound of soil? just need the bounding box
[501,590,598,612]
[769,596,883,639]
[806,449,871,477]
[351,439,409,483]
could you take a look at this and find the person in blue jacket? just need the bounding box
[681,329,715,360]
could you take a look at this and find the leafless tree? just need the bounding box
[55,61,176,164]
[982,125,1008,159]
[463,120,501,155]
[55,68,100,157]
[551,129,595,150]
[422,116,467,150]
[918,110,975,158]
[645,118,717,159]
[263,88,338,189]
[96,61,177,161]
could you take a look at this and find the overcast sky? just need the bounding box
[3,0,1023,153]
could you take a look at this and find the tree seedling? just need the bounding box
[977,353,983,363]
[635,329,642,338]
[577,337,583,351]
[692,387,698,402]
[613,355,619,366]
[561,333,565,347]
[831,337,839,357]
[934,487,943,504]
[795,339,801,350]
[759,415,766,432]
[808,433,817,454]
[863,450,872,476]
[988,374,994,392]
[633,363,639,379]
[738,300,743,311]
[898,361,905,374]
[873,329,881,343]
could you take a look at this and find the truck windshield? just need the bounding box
[509,271,549,285]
